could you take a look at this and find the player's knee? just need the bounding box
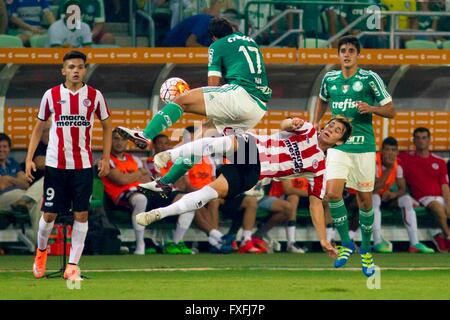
[43,213,56,223]
[397,194,412,209]
[74,211,89,222]
[242,196,258,210]
[325,191,342,202]
[281,202,293,215]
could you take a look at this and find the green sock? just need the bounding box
[160,157,195,185]
[359,208,374,252]
[329,199,351,244]
[143,102,184,140]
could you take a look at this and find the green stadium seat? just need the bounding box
[91,175,105,209]
[0,35,24,48]
[303,38,329,48]
[405,39,438,49]
[442,40,450,49]
[29,34,48,48]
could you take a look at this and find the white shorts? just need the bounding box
[418,196,445,207]
[325,149,376,192]
[203,84,266,134]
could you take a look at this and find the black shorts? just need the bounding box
[216,134,260,199]
[42,166,93,214]
[145,191,181,211]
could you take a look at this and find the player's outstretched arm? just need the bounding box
[309,195,338,258]
[357,101,395,118]
[281,118,305,131]
[25,120,46,183]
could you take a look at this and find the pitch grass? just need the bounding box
[0,253,449,300]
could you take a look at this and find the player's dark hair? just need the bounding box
[413,127,430,137]
[208,17,234,39]
[0,133,12,148]
[337,35,361,54]
[326,116,352,144]
[63,50,87,63]
[382,136,398,148]
[152,134,168,144]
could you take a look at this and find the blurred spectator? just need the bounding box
[6,0,56,46]
[254,179,309,253]
[0,0,7,34]
[398,127,450,253]
[101,128,153,255]
[382,0,417,30]
[58,0,115,45]
[47,0,92,47]
[372,137,434,253]
[416,0,441,41]
[0,133,43,244]
[162,0,225,47]
[11,120,51,242]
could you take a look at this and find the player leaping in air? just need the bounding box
[120,17,270,140]
[135,117,352,258]
[117,17,271,187]
[313,36,395,277]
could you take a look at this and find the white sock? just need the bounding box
[398,195,419,246]
[130,193,147,252]
[169,136,233,161]
[69,221,88,265]
[242,230,252,242]
[157,186,219,219]
[208,235,221,249]
[372,194,382,245]
[209,229,224,242]
[174,212,194,244]
[326,227,335,242]
[37,216,54,251]
[285,223,296,246]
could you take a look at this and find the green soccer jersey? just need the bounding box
[208,32,272,104]
[319,68,392,153]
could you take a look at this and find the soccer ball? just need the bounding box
[159,77,190,103]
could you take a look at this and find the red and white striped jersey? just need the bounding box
[38,84,110,169]
[253,122,326,199]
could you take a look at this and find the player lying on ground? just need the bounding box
[136,117,353,258]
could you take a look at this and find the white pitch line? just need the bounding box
[1,267,450,273]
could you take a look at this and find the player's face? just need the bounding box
[153,136,170,154]
[320,120,346,146]
[112,132,129,153]
[0,140,10,162]
[338,44,359,69]
[62,58,87,84]
[381,144,398,164]
[413,132,430,151]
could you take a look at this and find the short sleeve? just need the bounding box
[94,0,106,23]
[81,23,93,46]
[207,42,222,78]
[369,71,392,106]
[439,159,449,185]
[319,76,329,101]
[308,174,326,199]
[94,90,110,120]
[37,89,52,121]
[47,22,63,47]
[396,164,403,179]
